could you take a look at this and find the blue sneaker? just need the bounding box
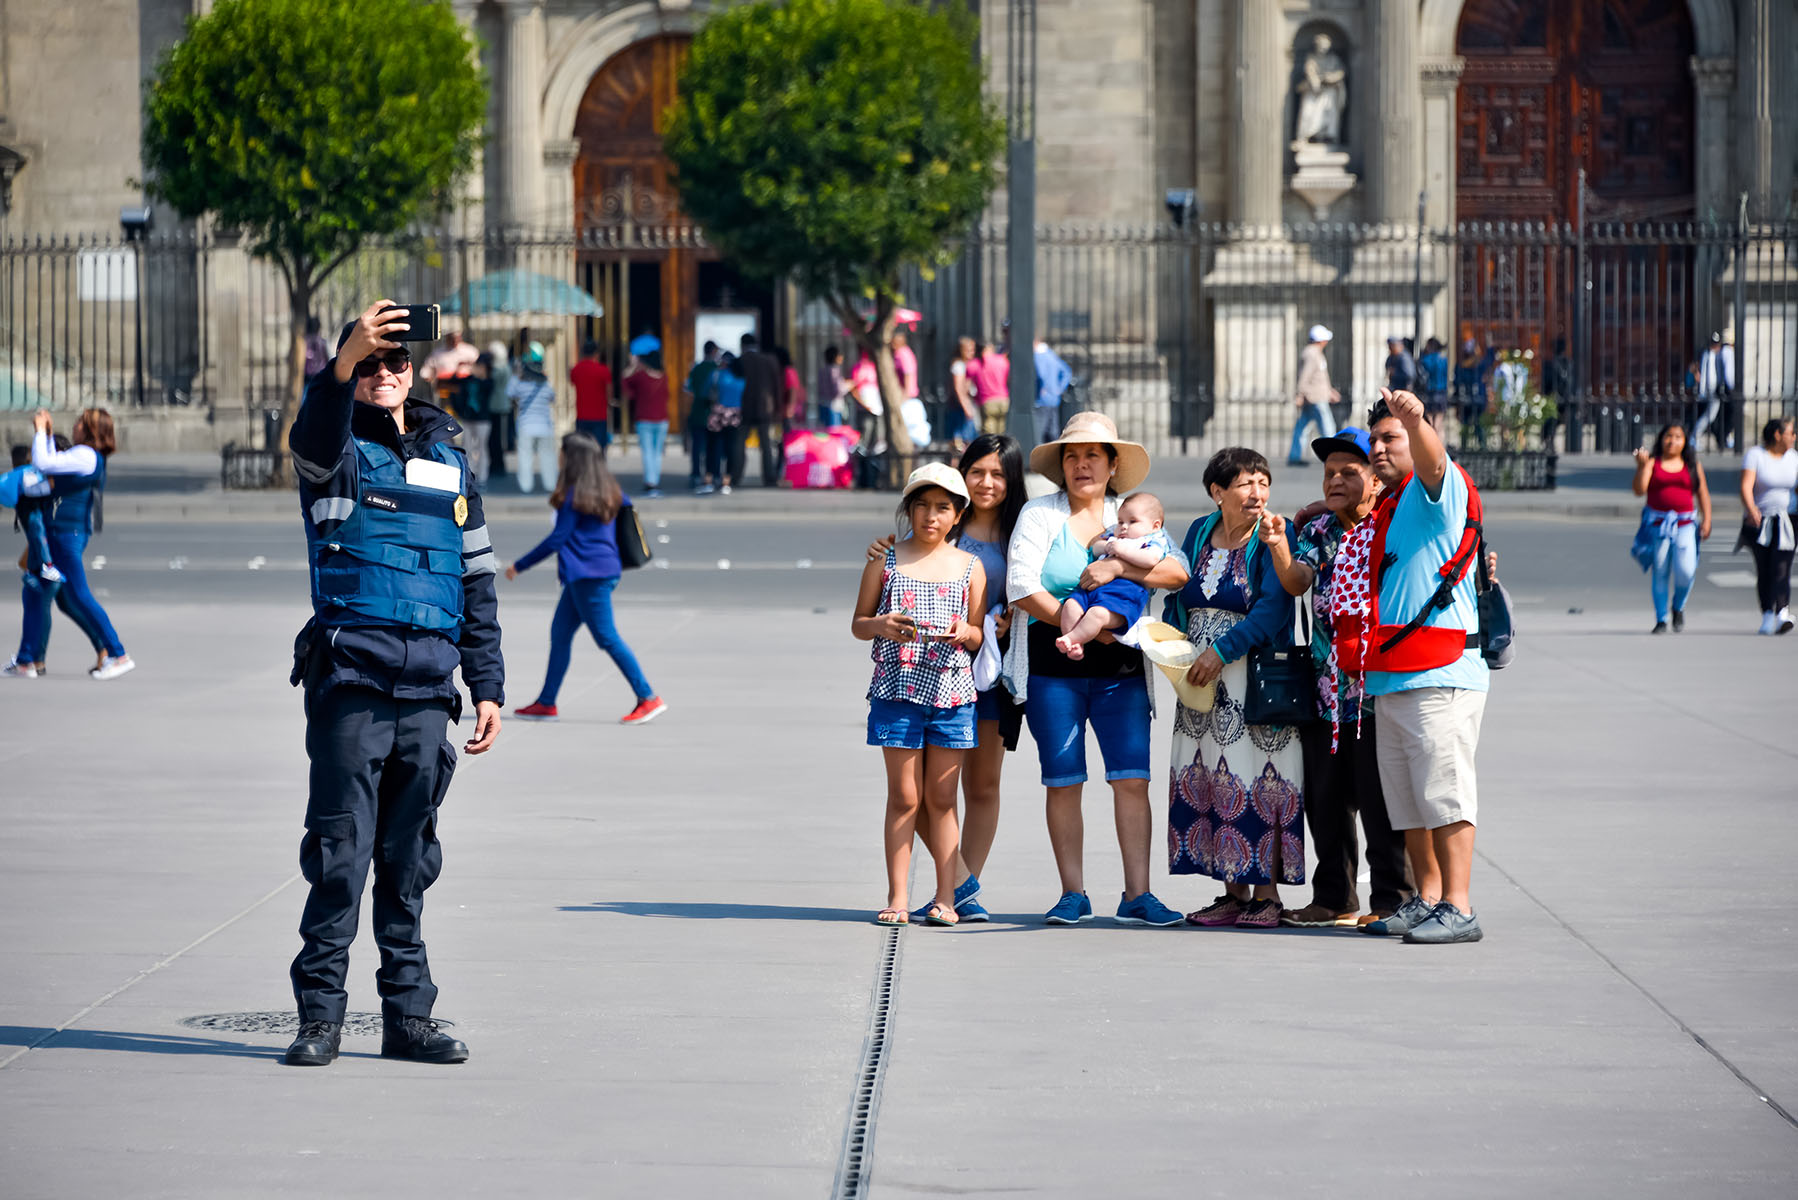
[954,874,982,907]
[1044,891,1093,925]
[955,897,991,923]
[1114,891,1183,927]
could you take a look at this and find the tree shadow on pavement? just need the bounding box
[561,901,873,923]
[0,1025,306,1060]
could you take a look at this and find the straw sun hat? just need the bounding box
[1027,412,1151,492]
[1136,620,1216,712]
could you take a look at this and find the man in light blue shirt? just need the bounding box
[1361,386,1488,945]
[1033,341,1073,446]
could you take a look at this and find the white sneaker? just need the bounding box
[720,484,733,495]
[1759,612,1778,636]
[1779,608,1795,636]
[39,564,63,583]
[90,655,135,680]
[2,658,39,678]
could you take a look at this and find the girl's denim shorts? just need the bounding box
[868,697,977,750]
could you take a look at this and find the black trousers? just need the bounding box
[1748,535,1795,613]
[292,687,456,1024]
[708,422,744,484]
[1298,716,1412,914]
[754,419,786,486]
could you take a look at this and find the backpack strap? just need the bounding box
[1374,465,1485,655]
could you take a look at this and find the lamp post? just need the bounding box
[1004,0,1037,449]
[121,205,153,407]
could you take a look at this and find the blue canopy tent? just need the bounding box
[440,269,605,318]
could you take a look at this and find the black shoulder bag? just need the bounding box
[616,503,652,569]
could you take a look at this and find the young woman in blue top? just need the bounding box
[507,432,664,726]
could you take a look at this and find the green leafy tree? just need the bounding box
[664,0,1004,468]
[142,0,485,470]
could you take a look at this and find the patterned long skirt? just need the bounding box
[1167,607,1306,885]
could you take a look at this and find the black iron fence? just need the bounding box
[4,219,1794,464]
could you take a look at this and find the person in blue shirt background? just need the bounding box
[1417,337,1450,434]
[508,432,665,727]
[1032,340,1073,447]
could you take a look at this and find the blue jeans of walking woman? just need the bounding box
[1650,515,1699,622]
[1287,402,1336,463]
[536,575,652,705]
[636,420,669,490]
[18,531,124,662]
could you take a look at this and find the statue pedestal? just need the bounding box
[1289,143,1356,220]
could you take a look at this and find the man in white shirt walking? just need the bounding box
[1693,331,1737,452]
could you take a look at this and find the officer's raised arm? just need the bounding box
[289,301,409,482]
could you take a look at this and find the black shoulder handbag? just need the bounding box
[616,503,652,569]
[1243,594,1317,726]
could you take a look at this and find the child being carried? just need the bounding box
[4,443,62,585]
[1055,491,1171,660]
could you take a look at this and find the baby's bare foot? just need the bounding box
[1055,635,1084,661]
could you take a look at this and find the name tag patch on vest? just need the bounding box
[363,491,402,512]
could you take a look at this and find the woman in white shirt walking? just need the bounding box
[508,341,558,494]
[1739,416,1798,634]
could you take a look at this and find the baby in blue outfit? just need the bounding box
[1056,491,1171,660]
[4,444,60,585]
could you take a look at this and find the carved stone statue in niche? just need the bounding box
[1294,34,1347,146]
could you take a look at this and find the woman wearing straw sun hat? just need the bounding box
[1004,412,1191,926]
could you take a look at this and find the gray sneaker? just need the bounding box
[1361,894,1435,937]
[1403,902,1484,944]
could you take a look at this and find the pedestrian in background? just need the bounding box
[509,432,664,727]
[1694,332,1737,453]
[1033,339,1073,447]
[1738,416,1797,635]
[460,352,495,486]
[1006,413,1190,927]
[485,341,512,478]
[1454,338,1497,449]
[1631,424,1712,634]
[622,347,669,499]
[1287,324,1338,465]
[974,339,1011,436]
[685,340,720,493]
[948,337,981,448]
[1384,335,1416,394]
[1169,448,1304,929]
[302,315,330,383]
[1540,336,1574,452]
[851,463,985,926]
[284,301,503,1068]
[815,345,847,430]
[1418,337,1450,434]
[776,345,806,434]
[739,333,784,486]
[570,339,613,455]
[509,342,558,494]
[709,351,747,494]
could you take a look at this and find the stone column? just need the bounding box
[498,0,546,232]
[1419,57,1464,229]
[1737,0,1795,221]
[1369,0,1420,223]
[1230,0,1284,225]
[1691,56,1736,223]
[450,0,485,238]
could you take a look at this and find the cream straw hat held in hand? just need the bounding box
[1028,411,1152,493]
[1137,620,1216,712]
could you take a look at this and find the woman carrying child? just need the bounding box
[1054,491,1171,660]
[852,464,986,927]
[507,432,665,726]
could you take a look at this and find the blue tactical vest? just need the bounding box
[305,438,468,632]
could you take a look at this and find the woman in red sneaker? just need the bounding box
[506,432,664,725]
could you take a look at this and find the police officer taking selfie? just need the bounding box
[283,300,504,1067]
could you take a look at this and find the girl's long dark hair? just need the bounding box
[551,431,622,521]
[1652,422,1698,487]
[954,433,1027,545]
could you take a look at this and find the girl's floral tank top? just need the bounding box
[868,547,977,709]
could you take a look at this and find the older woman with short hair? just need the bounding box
[1168,447,1304,928]
[1006,412,1190,926]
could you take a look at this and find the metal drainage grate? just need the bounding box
[830,924,904,1200]
[180,1012,456,1038]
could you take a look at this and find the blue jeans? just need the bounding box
[537,576,652,705]
[1650,519,1699,622]
[1024,673,1151,787]
[1288,402,1337,462]
[636,420,669,489]
[18,531,122,662]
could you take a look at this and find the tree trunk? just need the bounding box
[830,289,914,488]
[274,279,312,488]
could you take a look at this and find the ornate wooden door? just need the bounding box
[1454,0,1695,387]
[573,35,700,408]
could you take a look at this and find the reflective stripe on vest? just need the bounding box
[305,438,467,632]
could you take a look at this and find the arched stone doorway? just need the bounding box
[569,32,776,423]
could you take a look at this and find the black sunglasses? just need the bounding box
[354,350,413,378]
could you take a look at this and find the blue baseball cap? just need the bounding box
[1312,426,1371,463]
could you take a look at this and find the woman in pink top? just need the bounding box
[976,340,1011,436]
[621,350,670,498]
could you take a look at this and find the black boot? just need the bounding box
[381,1016,469,1064]
[284,1019,342,1066]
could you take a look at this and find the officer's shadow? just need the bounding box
[0,1025,375,1062]
[563,901,873,923]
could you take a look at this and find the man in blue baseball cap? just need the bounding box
[1260,424,1414,929]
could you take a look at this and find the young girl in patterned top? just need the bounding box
[852,464,986,926]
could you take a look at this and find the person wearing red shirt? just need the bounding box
[621,349,671,497]
[570,341,613,453]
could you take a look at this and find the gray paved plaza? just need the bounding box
[2,461,1795,1197]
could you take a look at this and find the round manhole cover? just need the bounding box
[180,1012,455,1037]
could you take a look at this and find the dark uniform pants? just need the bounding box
[292,687,456,1023]
[1298,715,1412,915]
